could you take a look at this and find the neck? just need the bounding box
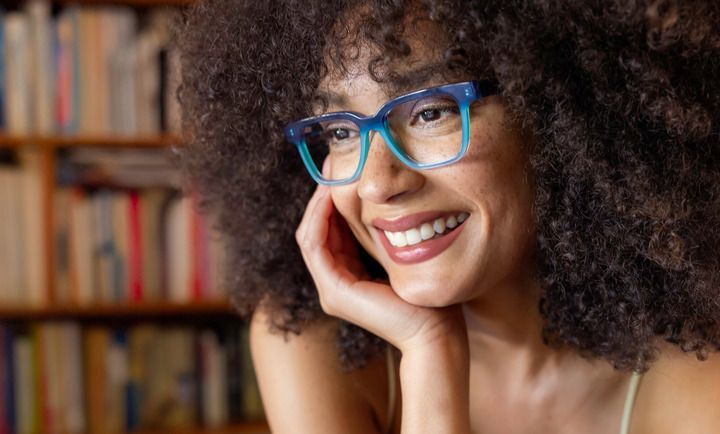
[461,275,581,387]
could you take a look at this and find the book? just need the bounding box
[3,12,31,134]
[0,326,11,434]
[0,160,24,305]
[13,330,37,434]
[27,0,54,134]
[0,150,47,307]
[2,3,180,136]
[106,330,129,433]
[68,186,96,305]
[0,7,6,130]
[84,326,109,434]
[18,149,47,308]
[0,322,261,432]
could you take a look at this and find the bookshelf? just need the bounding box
[0,0,268,433]
[0,134,179,149]
[0,300,238,320]
[132,421,270,434]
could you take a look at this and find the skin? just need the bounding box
[250,21,720,434]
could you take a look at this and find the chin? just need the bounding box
[389,273,468,307]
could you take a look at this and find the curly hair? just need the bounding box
[175,0,720,372]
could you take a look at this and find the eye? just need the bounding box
[420,109,443,122]
[410,104,459,126]
[325,122,359,141]
[324,123,360,154]
[403,95,460,128]
[332,128,352,140]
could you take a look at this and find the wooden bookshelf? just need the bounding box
[133,421,270,434]
[0,300,239,320]
[0,134,181,149]
[37,0,193,7]
[0,1,270,432]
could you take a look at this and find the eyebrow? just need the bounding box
[316,61,452,110]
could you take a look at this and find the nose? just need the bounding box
[356,132,424,203]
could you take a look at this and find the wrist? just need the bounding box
[398,312,469,356]
[398,329,471,434]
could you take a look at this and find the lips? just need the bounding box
[372,211,461,232]
[373,212,469,264]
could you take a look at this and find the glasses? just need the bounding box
[285,80,498,186]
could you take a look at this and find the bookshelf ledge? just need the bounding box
[0,134,182,149]
[132,421,270,434]
[0,300,238,320]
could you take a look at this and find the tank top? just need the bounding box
[383,347,644,434]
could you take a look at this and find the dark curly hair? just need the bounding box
[175,0,720,372]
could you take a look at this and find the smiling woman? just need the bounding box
[175,1,720,433]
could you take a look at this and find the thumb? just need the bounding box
[322,156,332,179]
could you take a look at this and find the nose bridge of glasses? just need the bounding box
[362,117,408,167]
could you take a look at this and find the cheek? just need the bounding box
[330,187,367,241]
[330,187,356,219]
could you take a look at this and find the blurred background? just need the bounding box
[0,0,267,432]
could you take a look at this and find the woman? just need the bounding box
[176,0,720,432]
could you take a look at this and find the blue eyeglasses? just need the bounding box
[285,80,498,186]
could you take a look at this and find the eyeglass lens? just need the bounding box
[302,93,464,182]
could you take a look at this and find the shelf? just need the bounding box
[36,0,193,7]
[0,299,240,320]
[0,134,181,149]
[133,421,269,434]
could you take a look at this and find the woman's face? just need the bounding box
[319,48,536,308]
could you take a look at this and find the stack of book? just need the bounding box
[0,149,46,308]
[0,147,226,308]
[0,322,264,434]
[0,0,180,136]
[56,147,225,306]
[0,1,265,434]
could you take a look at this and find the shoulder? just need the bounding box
[249,308,392,434]
[631,341,720,434]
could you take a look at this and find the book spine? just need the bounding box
[0,326,9,434]
[0,8,6,130]
[128,190,143,303]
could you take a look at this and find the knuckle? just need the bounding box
[318,274,351,316]
[296,229,312,250]
[317,289,336,315]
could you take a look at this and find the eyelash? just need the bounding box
[409,103,459,125]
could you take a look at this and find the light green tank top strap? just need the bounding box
[619,371,644,434]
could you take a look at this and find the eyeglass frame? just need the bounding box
[284,80,499,186]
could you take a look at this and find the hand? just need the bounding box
[295,185,468,354]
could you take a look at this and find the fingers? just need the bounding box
[293,185,438,348]
[295,184,330,250]
[327,209,343,252]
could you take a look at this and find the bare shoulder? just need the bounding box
[249,308,391,434]
[631,341,720,434]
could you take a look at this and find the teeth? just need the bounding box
[420,223,435,240]
[406,228,422,245]
[433,218,445,234]
[394,231,408,247]
[384,213,470,248]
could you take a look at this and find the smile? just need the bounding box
[383,212,468,247]
[374,212,469,265]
